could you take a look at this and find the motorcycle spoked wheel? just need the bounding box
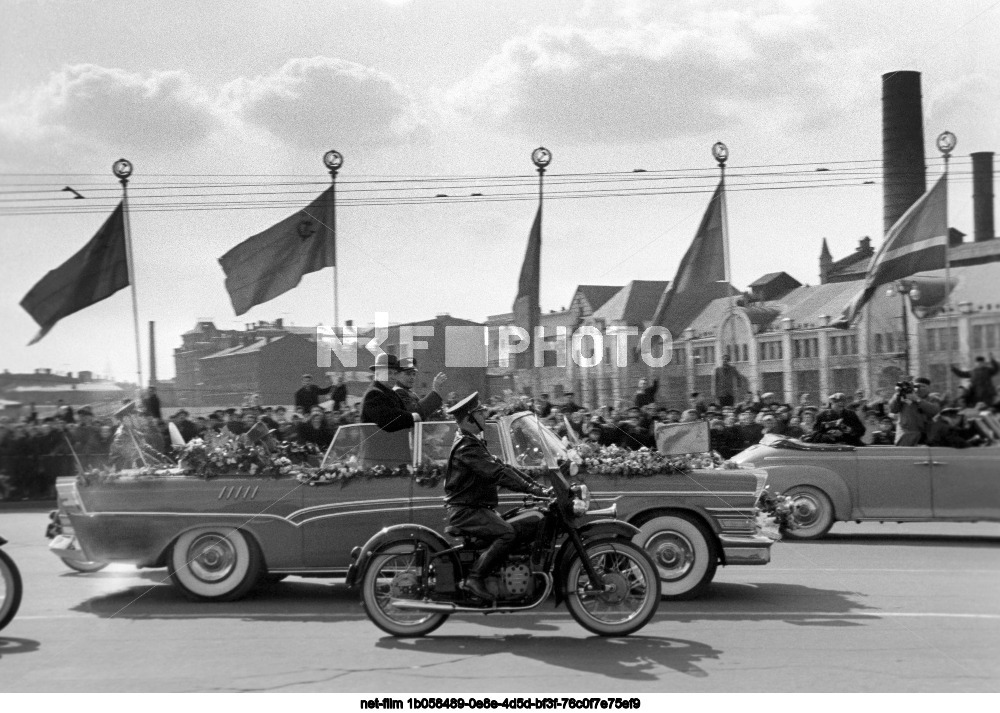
[0,549,23,632]
[361,547,449,637]
[564,540,661,637]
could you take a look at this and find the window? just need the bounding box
[874,334,883,353]
[972,323,999,350]
[793,337,818,359]
[759,341,783,361]
[926,326,959,352]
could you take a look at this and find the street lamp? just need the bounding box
[893,280,914,375]
[322,150,343,327]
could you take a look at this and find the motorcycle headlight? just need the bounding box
[571,483,590,516]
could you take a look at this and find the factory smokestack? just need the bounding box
[971,151,995,242]
[882,71,927,234]
[148,320,157,386]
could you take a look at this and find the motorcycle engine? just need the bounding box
[495,560,533,598]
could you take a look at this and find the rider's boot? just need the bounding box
[463,538,509,602]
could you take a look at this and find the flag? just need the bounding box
[833,174,947,328]
[651,179,735,335]
[512,207,541,370]
[219,187,336,316]
[20,202,129,345]
[655,421,710,455]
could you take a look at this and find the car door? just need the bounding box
[855,445,933,518]
[930,446,1000,520]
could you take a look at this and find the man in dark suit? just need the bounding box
[393,357,447,420]
[294,374,332,413]
[361,354,422,432]
[634,378,659,408]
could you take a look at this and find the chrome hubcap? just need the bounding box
[187,534,236,582]
[645,532,694,580]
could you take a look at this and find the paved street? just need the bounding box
[1,508,998,693]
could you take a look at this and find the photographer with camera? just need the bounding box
[888,377,939,446]
[812,393,866,446]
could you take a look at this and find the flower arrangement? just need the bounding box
[566,442,741,477]
[755,487,796,540]
[294,458,445,488]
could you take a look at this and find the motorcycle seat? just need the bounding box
[443,526,489,549]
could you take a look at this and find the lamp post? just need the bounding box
[529,147,551,396]
[892,280,914,376]
[323,150,343,328]
[937,130,957,396]
[113,158,144,393]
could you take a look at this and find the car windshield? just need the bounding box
[509,412,567,467]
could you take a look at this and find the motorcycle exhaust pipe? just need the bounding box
[390,599,460,613]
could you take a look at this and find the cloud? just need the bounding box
[0,64,219,154]
[223,57,423,149]
[445,6,850,144]
[928,73,1000,152]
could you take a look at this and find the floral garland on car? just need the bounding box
[754,487,796,540]
[565,442,743,477]
[293,459,445,488]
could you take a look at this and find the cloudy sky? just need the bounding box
[1,0,997,383]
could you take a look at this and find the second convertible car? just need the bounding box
[731,434,1000,538]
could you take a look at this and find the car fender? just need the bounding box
[345,523,455,588]
[552,519,641,605]
[756,464,853,520]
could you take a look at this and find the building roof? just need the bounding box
[200,338,276,359]
[575,285,623,313]
[9,381,124,392]
[591,280,669,326]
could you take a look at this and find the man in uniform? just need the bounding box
[393,357,447,420]
[444,392,550,601]
[889,377,939,446]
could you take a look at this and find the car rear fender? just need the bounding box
[757,464,853,520]
[345,524,454,588]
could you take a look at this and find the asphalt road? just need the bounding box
[1,509,999,693]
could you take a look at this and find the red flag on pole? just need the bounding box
[20,202,129,345]
[512,207,541,370]
[651,180,735,336]
[833,174,947,328]
[219,187,336,316]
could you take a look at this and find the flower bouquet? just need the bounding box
[755,487,795,540]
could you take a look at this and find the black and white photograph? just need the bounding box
[1,0,998,700]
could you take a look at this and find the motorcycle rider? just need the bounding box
[444,392,550,601]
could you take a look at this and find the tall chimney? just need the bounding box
[882,71,927,234]
[971,151,995,242]
[148,320,157,386]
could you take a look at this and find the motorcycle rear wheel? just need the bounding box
[361,548,448,637]
[565,540,660,637]
[0,549,23,632]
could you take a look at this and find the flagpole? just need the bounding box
[937,131,957,400]
[531,147,551,397]
[323,150,343,329]
[113,158,143,392]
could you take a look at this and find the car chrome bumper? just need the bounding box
[48,533,92,563]
[719,534,772,565]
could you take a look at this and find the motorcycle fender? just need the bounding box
[345,524,454,588]
[552,519,641,605]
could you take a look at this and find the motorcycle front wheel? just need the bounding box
[0,549,23,632]
[361,547,449,637]
[565,540,661,637]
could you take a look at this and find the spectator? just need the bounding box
[814,393,865,446]
[534,394,552,418]
[297,412,334,451]
[294,374,333,413]
[142,387,162,420]
[889,377,939,446]
[331,375,349,411]
[558,392,583,414]
[634,378,659,408]
[951,355,999,407]
[713,355,741,407]
[688,392,707,419]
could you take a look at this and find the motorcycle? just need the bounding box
[346,461,661,637]
[0,536,23,632]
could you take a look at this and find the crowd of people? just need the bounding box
[2,356,998,501]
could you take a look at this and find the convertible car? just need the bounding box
[49,412,772,601]
[731,435,1000,538]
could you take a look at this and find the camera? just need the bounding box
[896,380,915,396]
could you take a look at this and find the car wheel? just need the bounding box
[783,485,835,539]
[634,514,717,600]
[168,527,262,601]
